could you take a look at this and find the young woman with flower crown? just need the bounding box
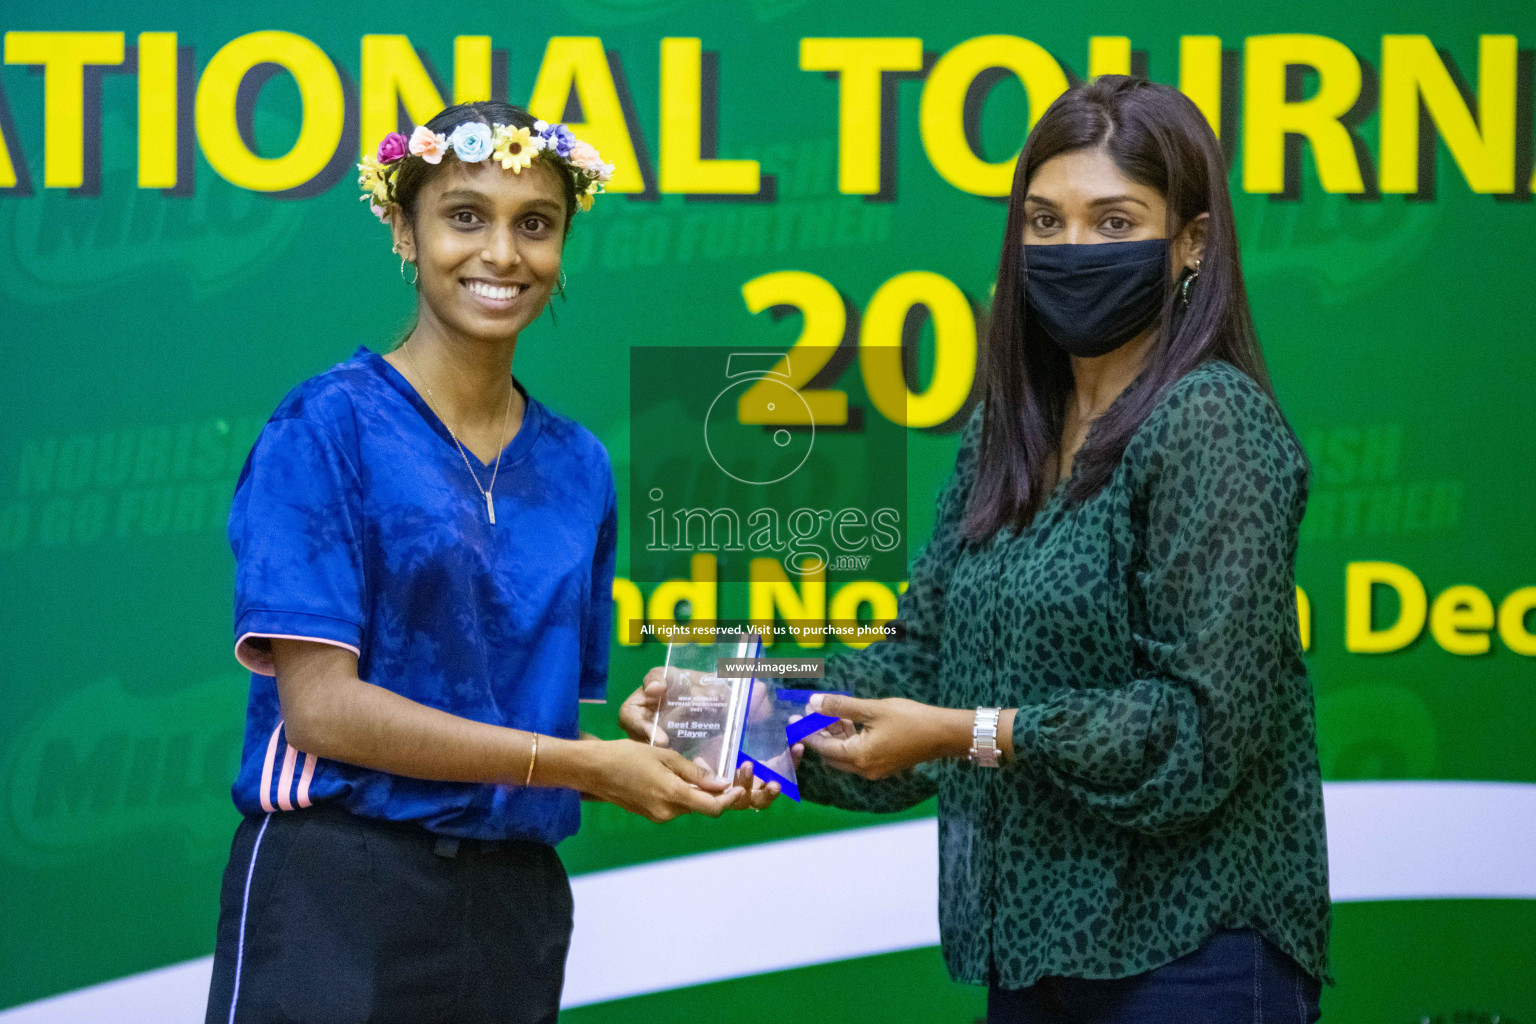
[204,101,778,1024]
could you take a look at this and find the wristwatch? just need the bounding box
[969,707,1002,767]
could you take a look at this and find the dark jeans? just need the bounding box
[204,802,573,1024]
[987,929,1322,1024]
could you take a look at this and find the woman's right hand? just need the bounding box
[577,739,743,823]
[617,669,804,812]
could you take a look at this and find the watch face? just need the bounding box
[703,376,815,486]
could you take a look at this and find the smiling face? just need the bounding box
[1023,146,1205,273]
[390,153,568,345]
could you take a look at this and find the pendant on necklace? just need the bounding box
[485,491,496,525]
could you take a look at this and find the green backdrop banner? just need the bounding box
[2,2,1533,1021]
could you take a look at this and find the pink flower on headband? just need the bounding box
[376,132,409,164]
[568,140,599,169]
[409,125,447,164]
[568,140,613,183]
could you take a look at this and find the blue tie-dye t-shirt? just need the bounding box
[226,345,616,843]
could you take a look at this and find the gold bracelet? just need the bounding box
[523,733,539,787]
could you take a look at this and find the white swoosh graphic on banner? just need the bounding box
[3,781,1533,1022]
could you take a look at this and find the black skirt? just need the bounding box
[204,801,574,1024]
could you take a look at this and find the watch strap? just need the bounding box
[969,706,1002,767]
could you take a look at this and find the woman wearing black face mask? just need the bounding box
[621,75,1328,1022]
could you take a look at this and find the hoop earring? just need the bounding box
[1179,258,1201,308]
[557,268,567,296]
[400,257,418,286]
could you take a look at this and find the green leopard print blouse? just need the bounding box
[797,360,1331,990]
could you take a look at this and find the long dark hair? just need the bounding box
[964,75,1283,543]
[391,101,581,237]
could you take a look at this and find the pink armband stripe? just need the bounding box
[276,745,299,812]
[296,752,317,808]
[258,722,283,814]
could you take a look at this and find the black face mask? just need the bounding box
[1021,239,1170,358]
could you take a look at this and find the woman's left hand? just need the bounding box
[801,694,968,780]
[729,759,782,811]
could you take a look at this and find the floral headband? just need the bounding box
[357,120,615,222]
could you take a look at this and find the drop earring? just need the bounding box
[1180,258,1201,307]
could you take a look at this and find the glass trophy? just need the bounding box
[649,632,757,782]
[649,630,846,801]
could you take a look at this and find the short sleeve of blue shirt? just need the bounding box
[231,417,367,667]
[226,346,617,843]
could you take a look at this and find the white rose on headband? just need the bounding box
[447,123,493,163]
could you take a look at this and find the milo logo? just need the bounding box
[0,110,304,305]
[1234,187,1443,299]
[3,674,247,861]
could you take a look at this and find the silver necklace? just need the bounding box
[401,342,516,525]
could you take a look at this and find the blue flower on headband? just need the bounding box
[534,120,577,159]
[448,122,493,163]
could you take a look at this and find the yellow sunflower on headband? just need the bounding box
[491,125,545,173]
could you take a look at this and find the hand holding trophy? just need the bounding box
[618,629,845,808]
